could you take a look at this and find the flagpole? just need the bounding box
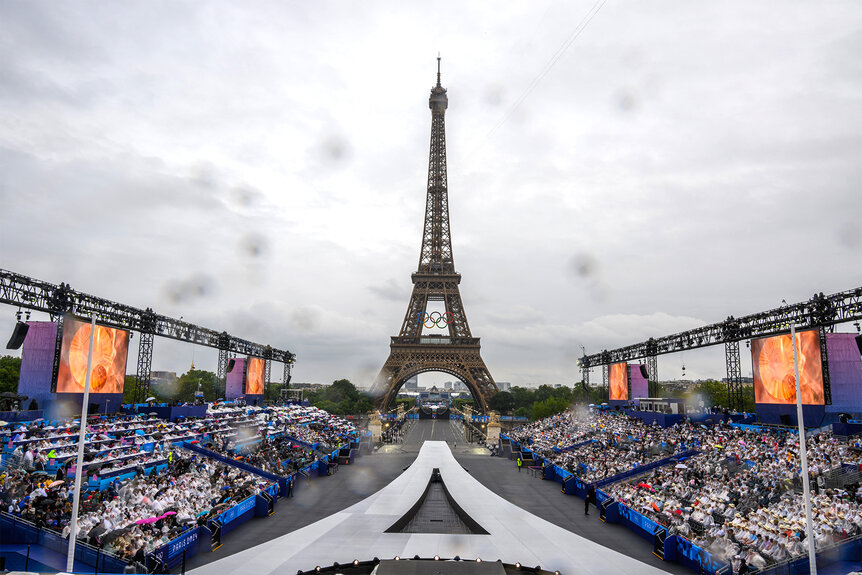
[791,324,817,574]
[66,315,96,572]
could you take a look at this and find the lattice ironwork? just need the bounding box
[264,359,272,395]
[602,364,609,402]
[217,347,229,398]
[283,361,292,387]
[0,269,295,363]
[135,332,154,402]
[50,316,64,393]
[0,269,294,401]
[373,59,496,411]
[818,326,831,405]
[725,341,742,411]
[579,288,862,405]
[646,354,658,397]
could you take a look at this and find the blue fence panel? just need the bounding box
[147,527,203,571]
[664,535,727,575]
[616,503,660,543]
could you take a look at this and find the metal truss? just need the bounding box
[579,289,862,404]
[0,269,296,399]
[283,361,292,388]
[135,332,154,402]
[646,354,658,396]
[374,60,496,411]
[725,341,742,411]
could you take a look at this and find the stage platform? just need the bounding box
[189,441,671,575]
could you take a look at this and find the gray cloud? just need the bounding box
[1,0,861,389]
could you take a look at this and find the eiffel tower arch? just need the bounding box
[373,59,497,412]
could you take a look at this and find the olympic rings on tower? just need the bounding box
[416,311,454,329]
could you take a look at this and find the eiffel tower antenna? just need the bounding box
[373,59,497,412]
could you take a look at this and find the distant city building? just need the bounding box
[496,381,511,392]
[404,375,419,390]
[721,376,754,384]
[444,381,453,390]
[290,382,327,390]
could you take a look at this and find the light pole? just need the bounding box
[66,315,96,572]
[791,324,817,575]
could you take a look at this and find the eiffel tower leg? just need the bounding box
[373,344,497,413]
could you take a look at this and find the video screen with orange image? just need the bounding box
[246,357,265,395]
[751,330,825,405]
[609,362,628,401]
[56,317,129,394]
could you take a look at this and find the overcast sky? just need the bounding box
[1,1,861,390]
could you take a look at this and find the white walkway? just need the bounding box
[190,441,671,574]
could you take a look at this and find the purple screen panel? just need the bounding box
[630,363,649,399]
[225,358,246,400]
[826,333,862,414]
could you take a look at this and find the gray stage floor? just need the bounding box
[182,419,687,574]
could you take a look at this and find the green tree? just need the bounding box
[551,386,574,402]
[395,397,416,410]
[123,376,139,403]
[510,386,535,411]
[0,355,22,395]
[488,391,515,413]
[170,369,218,403]
[690,380,728,409]
[531,396,570,420]
[534,384,555,404]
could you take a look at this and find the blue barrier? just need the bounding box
[616,503,661,544]
[563,439,596,452]
[147,526,205,571]
[833,422,862,437]
[664,535,726,575]
[0,513,129,573]
[0,410,43,423]
[215,494,257,536]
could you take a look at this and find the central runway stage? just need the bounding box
[190,441,671,575]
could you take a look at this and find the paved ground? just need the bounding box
[182,419,688,574]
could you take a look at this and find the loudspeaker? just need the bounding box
[89,403,99,415]
[6,321,29,350]
[838,413,851,424]
[227,359,236,373]
[855,334,862,356]
[639,365,649,379]
[779,414,792,426]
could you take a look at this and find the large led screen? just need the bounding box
[752,330,825,405]
[609,362,628,401]
[56,317,129,394]
[246,357,265,395]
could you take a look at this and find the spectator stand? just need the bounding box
[0,511,130,573]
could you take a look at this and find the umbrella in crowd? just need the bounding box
[675,464,688,469]
[49,480,65,488]
[145,397,157,402]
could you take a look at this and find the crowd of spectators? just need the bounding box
[1,448,269,563]
[512,409,862,569]
[0,401,358,566]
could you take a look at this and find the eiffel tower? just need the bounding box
[373,59,497,412]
